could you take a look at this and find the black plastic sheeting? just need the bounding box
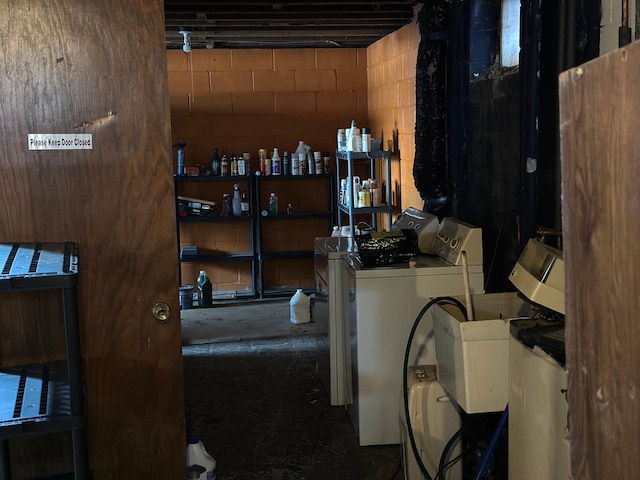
[413,1,450,216]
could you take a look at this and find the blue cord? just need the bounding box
[472,404,509,480]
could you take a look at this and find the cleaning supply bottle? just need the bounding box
[271,148,281,175]
[211,148,220,176]
[174,142,186,175]
[197,270,213,307]
[187,438,217,480]
[268,192,278,215]
[290,289,311,324]
[232,183,242,216]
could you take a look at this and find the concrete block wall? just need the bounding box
[167,28,421,293]
[167,47,369,293]
[366,22,421,211]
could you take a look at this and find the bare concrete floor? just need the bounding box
[181,300,404,480]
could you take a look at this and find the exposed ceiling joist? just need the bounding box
[165,1,421,49]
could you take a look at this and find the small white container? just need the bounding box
[290,289,311,324]
[187,438,216,480]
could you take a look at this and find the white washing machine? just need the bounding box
[313,236,357,406]
[343,218,484,446]
[509,331,571,479]
[399,365,462,480]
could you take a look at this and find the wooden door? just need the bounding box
[0,1,185,478]
[559,43,640,478]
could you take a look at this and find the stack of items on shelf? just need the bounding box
[173,142,331,179]
[337,120,380,153]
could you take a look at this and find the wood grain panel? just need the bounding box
[0,1,185,478]
[559,43,640,479]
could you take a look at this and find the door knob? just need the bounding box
[152,302,171,323]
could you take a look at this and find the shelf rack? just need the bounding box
[174,174,258,300]
[335,150,393,235]
[0,242,89,480]
[254,173,334,298]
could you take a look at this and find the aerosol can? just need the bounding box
[174,142,186,175]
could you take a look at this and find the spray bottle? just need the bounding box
[173,142,186,175]
[232,183,242,216]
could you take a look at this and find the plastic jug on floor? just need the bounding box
[187,438,216,480]
[197,270,213,307]
[290,289,311,324]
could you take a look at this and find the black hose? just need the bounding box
[403,296,469,480]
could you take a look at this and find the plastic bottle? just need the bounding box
[220,155,229,176]
[283,151,290,175]
[264,154,272,176]
[298,152,306,175]
[271,148,281,175]
[322,151,331,174]
[290,289,311,324]
[313,151,322,175]
[242,152,251,175]
[197,271,213,307]
[348,126,362,152]
[361,128,371,152]
[337,129,346,151]
[241,190,250,215]
[230,155,238,176]
[232,183,242,216]
[294,140,306,158]
[268,192,278,215]
[187,438,216,480]
[211,148,220,176]
[294,141,306,174]
[304,145,314,174]
[221,193,231,217]
[237,154,246,176]
[258,148,267,175]
[291,153,300,176]
[174,142,186,175]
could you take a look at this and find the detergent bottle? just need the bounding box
[187,438,216,480]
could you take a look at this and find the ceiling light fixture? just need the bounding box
[179,30,191,53]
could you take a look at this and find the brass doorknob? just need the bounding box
[152,302,171,323]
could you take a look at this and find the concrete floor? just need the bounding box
[181,300,404,480]
[180,299,314,346]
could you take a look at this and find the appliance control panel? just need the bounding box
[432,218,483,266]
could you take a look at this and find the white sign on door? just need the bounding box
[28,134,93,150]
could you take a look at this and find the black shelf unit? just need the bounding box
[0,242,89,480]
[174,174,258,300]
[254,173,335,298]
[335,150,393,234]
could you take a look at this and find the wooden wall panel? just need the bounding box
[0,1,185,478]
[559,43,640,479]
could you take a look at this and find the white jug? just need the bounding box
[290,289,311,324]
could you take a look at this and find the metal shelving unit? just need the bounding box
[254,173,334,298]
[0,242,89,480]
[335,150,393,235]
[174,174,258,300]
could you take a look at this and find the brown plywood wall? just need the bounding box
[559,43,640,479]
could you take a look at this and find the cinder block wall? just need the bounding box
[167,25,421,293]
[367,22,421,211]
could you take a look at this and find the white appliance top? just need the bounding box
[342,252,483,278]
[314,236,357,259]
[509,238,565,315]
[431,217,483,266]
